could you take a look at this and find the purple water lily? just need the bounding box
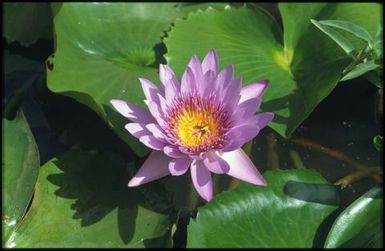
[111,49,274,202]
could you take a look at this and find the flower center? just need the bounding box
[165,92,229,153]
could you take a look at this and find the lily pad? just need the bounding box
[47,3,227,157]
[187,169,339,248]
[164,3,381,138]
[5,148,171,248]
[324,187,383,248]
[3,3,53,46]
[2,110,40,245]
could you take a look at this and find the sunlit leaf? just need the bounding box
[165,3,381,138]
[324,187,383,248]
[187,169,339,248]
[340,60,380,81]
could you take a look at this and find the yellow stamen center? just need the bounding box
[176,108,221,149]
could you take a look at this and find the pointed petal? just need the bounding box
[163,145,185,158]
[181,67,196,93]
[231,97,262,122]
[169,157,193,176]
[145,100,167,128]
[202,49,219,75]
[128,151,171,187]
[159,64,180,101]
[221,78,242,111]
[253,112,274,128]
[201,70,216,95]
[203,151,230,174]
[139,78,163,104]
[221,149,266,186]
[222,112,274,151]
[191,160,213,202]
[125,123,150,139]
[110,99,154,123]
[139,135,166,151]
[187,55,204,85]
[145,123,167,142]
[215,65,234,93]
[239,80,268,104]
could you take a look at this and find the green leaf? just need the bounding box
[373,135,382,152]
[324,187,383,248]
[317,20,373,45]
[340,60,380,81]
[6,148,171,248]
[3,3,53,46]
[47,3,185,157]
[165,3,381,138]
[187,169,339,248]
[2,110,40,245]
[311,19,356,56]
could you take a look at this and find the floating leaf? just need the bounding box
[2,110,40,245]
[5,148,171,248]
[324,187,383,248]
[3,3,53,46]
[187,169,339,248]
[165,3,381,138]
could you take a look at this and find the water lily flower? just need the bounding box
[110,49,274,202]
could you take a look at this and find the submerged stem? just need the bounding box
[288,149,305,169]
[291,137,382,183]
[334,166,382,187]
[267,132,280,170]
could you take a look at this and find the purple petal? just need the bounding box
[125,123,150,139]
[159,64,180,101]
[222,112,274,151]
[187,55,204,86]
[169,157,193,176]
[128,151,171,187]
[181,67,196,93]
[202,49,219,75]
[110,99,154,123]
[157,93,168,114]
[145,123,167,142]
[221,148,267,186]
[221,78,242,111]
[139,135,166,151]
[239,81,268,104]
[139,78,163,104]
[203,151,230,174]
[201,70,216,95]
[221,125,259,152]
[231,98,262,122]
[164,145,185,158]
[191,160,213,202]
[215,65,234,93]
[145,100,167,128]
[252,112,274,128]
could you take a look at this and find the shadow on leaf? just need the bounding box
[46,148,173,245]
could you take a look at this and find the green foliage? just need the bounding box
[3,3,53,46]
[2,3,382,249]
[187,169,339,248]
[5,148,171,248]
[324,187,383,248]
[2,110,40,244]
[165,3,381,138]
